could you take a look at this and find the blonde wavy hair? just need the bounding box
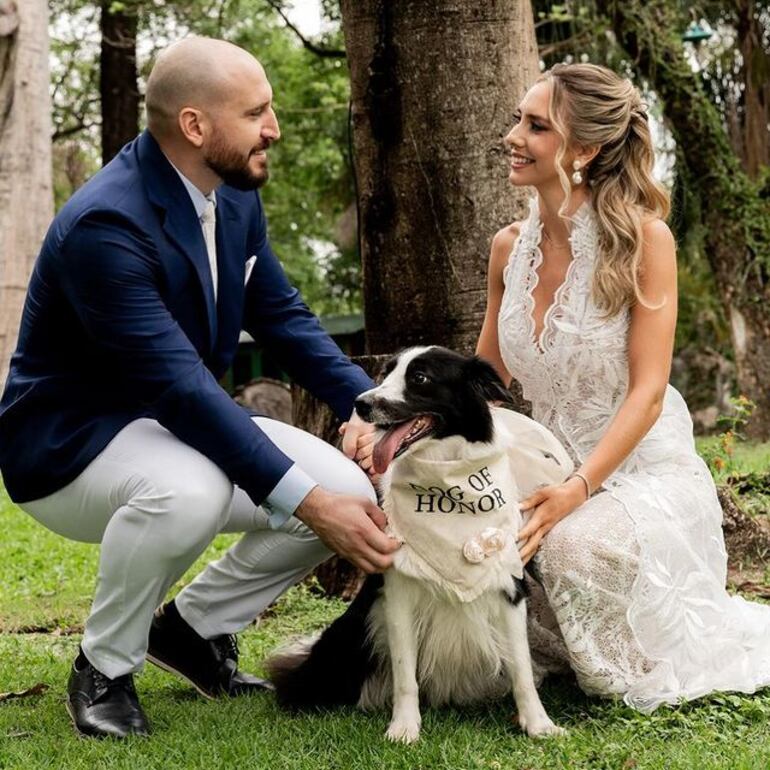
[538,63,670,316]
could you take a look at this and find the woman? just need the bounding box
[473,62,770,712]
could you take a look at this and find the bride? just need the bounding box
[475,62,770,712]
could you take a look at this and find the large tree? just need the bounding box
[340,0,540,356]
[0,0,53,386]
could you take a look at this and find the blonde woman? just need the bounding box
[475,62,770,711]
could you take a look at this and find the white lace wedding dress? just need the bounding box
[498,197,770,712]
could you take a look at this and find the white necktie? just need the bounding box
[200,200,218,302]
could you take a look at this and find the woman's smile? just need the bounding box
[511,152,535,169]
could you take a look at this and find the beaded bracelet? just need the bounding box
[567,471,592,500]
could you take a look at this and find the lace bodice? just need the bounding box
[498,197,691,473]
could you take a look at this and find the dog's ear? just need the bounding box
[464,356,515,405]
[375,351,402,384]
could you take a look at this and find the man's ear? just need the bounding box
[464,356,514,405]
[178,107,206,148]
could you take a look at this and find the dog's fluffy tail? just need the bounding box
[265,574,383,710]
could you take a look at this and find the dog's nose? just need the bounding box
[354,397,373,421]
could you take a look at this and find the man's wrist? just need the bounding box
[295,485,324,525]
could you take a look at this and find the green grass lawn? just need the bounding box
[2,446,770,769]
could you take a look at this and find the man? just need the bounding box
[0,37,399,739]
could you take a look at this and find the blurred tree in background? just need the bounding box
[0,0,53,387]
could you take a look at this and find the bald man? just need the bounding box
[0,37,399,739]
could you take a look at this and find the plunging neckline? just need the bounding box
[527,240,577,354]
[525,206,586,355]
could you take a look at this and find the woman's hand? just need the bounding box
[517,477,588,564]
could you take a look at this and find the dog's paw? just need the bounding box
[385,719,421,744]
[520,715,566,738]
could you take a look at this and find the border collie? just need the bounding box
[267,346,572,743]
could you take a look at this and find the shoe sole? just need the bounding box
[145,653,218,701]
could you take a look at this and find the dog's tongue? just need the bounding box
[373,417,421,474]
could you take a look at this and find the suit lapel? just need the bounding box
[137,131,217,347]
[213,190,247,359]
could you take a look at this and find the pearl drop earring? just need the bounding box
[571,160,583,185]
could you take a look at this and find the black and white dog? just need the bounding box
[267,346,571,742]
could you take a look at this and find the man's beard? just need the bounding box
[203,134,269,191]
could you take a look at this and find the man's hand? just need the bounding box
[339,409,381,484]
[340,410,376,457]
[295,486,400,574]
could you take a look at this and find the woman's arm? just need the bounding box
[518,218,678,563]
[476,223,520,385]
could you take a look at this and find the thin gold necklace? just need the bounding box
[541,228,571,250]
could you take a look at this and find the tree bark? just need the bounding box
[717,485,770,566]
[339,0,540,357]
[100,0,139,165]
[599,0,770,438]
[0,0,53,387]
[736,0,769,179]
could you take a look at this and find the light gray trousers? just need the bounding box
[21,417,376,679]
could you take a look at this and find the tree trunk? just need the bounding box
[100,0,139,165]
[717,485,770,566]
[600,0,770,439]
[736,0,769,179]
[0,0,53,388]
[339,0,539,357]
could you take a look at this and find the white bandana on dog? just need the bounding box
[382,407,573,603]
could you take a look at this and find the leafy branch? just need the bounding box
[263,0,345,58]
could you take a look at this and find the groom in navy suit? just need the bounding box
[0,37,398,738]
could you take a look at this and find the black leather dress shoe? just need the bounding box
[146,600,274,699]
[67,649,150,739]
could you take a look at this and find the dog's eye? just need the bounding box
[411,372,429,385]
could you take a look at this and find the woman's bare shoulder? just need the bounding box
[640,217,676,262]
[641,215,673,237]
[492,222,522,252]
[637,217,677,298]
[489,222,522,275]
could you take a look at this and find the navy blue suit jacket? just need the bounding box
[0,130,373,506]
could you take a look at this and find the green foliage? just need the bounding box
[716,394,757,439]
[722,470,770,519]
[230,13,360,313]
[49,0,102,208]
[697,394,759,477]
